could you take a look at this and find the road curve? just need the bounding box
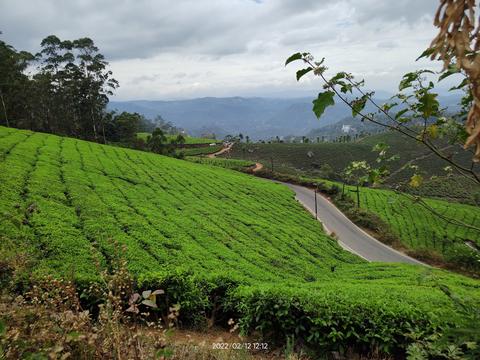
[207,142,233,158]
[281,182,424,265]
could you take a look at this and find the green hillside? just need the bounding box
[340,183,480,269]
[227,132,480,204]
[1,126,480,354]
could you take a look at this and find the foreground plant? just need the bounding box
[0,253,174,360]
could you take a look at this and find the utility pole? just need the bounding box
[356,184,360,207]
[314,188,318,220]
[270,157,274,172]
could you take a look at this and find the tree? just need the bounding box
[0,35,118,140]
[0,39,34,128]
[174,134,185,145]
[111,112,142,143]
[147,128,167,154]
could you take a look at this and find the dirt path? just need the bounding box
[251,162,263,172]
[207,142,233,158]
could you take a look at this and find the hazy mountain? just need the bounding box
[108,96,352,139]
[108,94,462,139]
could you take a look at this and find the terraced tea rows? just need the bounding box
[185,156,255,170]
[342,186,480,251]
[0,126,361,282]
[1,126,480,353]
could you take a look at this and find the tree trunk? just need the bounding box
[0,91,9,127]
[102,123,106,144]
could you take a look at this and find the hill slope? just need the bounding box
[1,126,480,354]
[227,132,480,203]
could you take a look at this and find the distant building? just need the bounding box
[342,125,352,133]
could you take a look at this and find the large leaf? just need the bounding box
[417,91,439,118]
[285,52,303,66]
[415,47,436,61]
[312,91,335,119]
[296,67,313,81]
[399,72,418,91]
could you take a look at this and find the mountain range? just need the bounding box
[108,94,462,139]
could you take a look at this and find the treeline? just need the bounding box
[0,34,183,154]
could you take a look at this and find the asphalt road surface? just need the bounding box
[282,182,424,265]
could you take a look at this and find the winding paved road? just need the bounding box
[281,182,424,265]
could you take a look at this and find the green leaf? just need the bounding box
[394,108,409,120]
[296,67,313,81]
[416,47,436,61]
[285,52,303,66]
[417,91,439,118]
[330,72,346,84]
[312,91,335,119]
[399,72,417,91]
[351,95,367,117]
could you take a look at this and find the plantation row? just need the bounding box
[1,126,480,355]
[185,156,255,170]
[340,184,480,266]
[178,145,223,156]
[0,126,360,282]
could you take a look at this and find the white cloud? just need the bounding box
[0,0,442,100]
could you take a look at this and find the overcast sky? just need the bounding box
[1,0,443,100]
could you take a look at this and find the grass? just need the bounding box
[1,126,480,355]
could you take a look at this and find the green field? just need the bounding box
[137,132,220,144]
[1,126,480,354]
[177,144,223,156]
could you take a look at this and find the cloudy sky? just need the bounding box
[1,0,443,100]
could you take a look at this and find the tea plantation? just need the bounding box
[341,184,480,267]
[1,126,480,355]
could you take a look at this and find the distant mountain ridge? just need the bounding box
[108,96,352,139]
[108,94,462,139]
